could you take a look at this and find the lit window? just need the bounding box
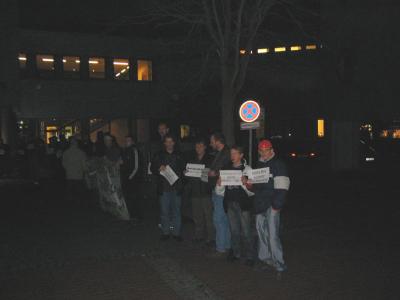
[317,119,325,138]
[306,44,317,50]
[290,46,302,51]
[113,58,130,80]
[137,60,152,81]
[180,125,190,139]
[88,57,105,79]
[274,47,286,53]
[46,126,58,144]
[257,48,269,54]
[36,54,55,77]
[18,53,27,69]
[240,49,246,55]
[63,56,80,79]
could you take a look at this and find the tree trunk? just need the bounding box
[221,84,235,146]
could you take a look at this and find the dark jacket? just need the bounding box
[151,149,186,195]
[209,145,231,187]
[252,155,290,214]
[185,153,213,197]
[121,145,141,180]
[222,163,253,212]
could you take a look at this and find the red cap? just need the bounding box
[258,139,272,150]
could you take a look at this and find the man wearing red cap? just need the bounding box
[244,138,290,274]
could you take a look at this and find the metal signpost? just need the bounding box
[239,100,261,166]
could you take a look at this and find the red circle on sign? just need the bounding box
[239,100,260,123]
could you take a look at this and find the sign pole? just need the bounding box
[249,129,253,166]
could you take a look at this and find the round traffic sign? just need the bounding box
[239,100,261,123]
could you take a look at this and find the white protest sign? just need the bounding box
[220,170,243,186]
[248,167,271,184]
[185,163,205,178]
[201,168,210,182]
[160,165,179,186]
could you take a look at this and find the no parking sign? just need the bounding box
[239,100,260,123]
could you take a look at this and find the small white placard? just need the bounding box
[220,170,243,186]
[185,163,205,178]
[248,167,271,184]
[160,165,179,186]
[201,168,210,182]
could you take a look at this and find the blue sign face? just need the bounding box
[239,100,260,122]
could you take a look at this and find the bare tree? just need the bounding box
[140,0,277,144]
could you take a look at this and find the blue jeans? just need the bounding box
[256,207,287,271]
[212,192,231,252]
[227,201,254,259]
[160,191,181,236]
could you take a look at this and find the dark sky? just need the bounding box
[18,0,320,41]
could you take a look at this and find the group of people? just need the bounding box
[150,124,290,274]
[2,121,291,274]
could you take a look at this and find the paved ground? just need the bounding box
[1,165,399,299]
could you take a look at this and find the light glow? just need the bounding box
[306,44,317,50]
[317,119,325,137]
[42,58,54,62]
[89,60,99,64]
[18,57,27,61]
[257,48,269,54]
[290,46,302,51]
[240,49,246,55]
[113,62,129,66]
[274,47,286,52]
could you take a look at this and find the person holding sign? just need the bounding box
[151,134,186,241]
[217,145,254,266]
[185,138,215,244]
[244,139,290,274]
[208,133,232,256]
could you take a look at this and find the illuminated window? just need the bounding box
[18,53,27,69]
[306,44,317,50]
[257,48,269,54]
[137,60,152,81]
[88,57,105,79]
[46,126,58,144]
[240,49,246,55]
[290,46,302,51]
[63,56,80,79]
[180,125,190,139]
[274,47,286,53]
[113,58,130,80]
[317,119,325,138]
[36,54,55,77]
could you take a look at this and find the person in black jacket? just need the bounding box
[244,139,290,273]
[217,145,254,266]
[208,132,232,256]
[151,134,185,241]
[185,138,215,244]
[121,135,142,222]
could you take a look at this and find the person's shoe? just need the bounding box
[226,250,239,262]
[160,234,170,241]
[173,235,183,242]
[207,251,226,258]
[205,240,215,248]
[245,259,255,267]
